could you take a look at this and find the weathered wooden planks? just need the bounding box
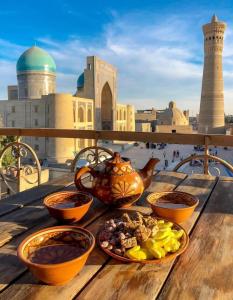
[0,203,21,217]
[0,200,51,247]
[0,173,74,207]
[137,171,187,206]
[157,177,233,300]
[76,174,216,300]
[0,217,55,292]
[0,196,107,293]
[0,207,125,300]
[0,172,185,299]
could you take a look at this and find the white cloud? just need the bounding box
[1,12,233,115]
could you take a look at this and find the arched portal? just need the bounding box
[101,82,113,130]
[78,106,84,122]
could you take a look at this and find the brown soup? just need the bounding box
[156,202,189,209]
[51,194,90,209]
[29,244,86,264]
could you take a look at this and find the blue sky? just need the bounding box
[1,0,233,114]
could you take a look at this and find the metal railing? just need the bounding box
[0,128,233,179]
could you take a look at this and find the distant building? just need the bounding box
[135,101,192,133]
[0,46,135,163]
[135,108,157,131]
[156,101,192,133]
[136,122,151,132]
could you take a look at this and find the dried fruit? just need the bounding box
[100,212,183,261]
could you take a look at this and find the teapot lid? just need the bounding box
[108,152,126,164]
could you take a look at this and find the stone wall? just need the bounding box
[0,93,95,163]
[136,122,151,132]
[155,125,193,133]
[17,71,56,100]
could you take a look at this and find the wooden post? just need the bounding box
[17,136,21,193]
[204,135,209,174]
[94,131,100,147]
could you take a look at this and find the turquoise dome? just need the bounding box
[77,72,84,88]
[17,46,56,73]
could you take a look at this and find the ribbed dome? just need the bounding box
[17,46,56,73]
[158,101,188,126]
[77,72,84,88]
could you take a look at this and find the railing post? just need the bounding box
[94,131,99,147]
[17,136,21,193]
[204,135,209,175]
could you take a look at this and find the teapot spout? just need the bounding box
[139,158,160,190]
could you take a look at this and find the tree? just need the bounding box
[0,136,17,167]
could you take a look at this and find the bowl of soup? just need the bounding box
[44,191,93,223]
[147,191,199,223]
[17,226,95,285]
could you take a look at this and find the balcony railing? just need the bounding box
[0,128,233,197]
[1,128,233,146]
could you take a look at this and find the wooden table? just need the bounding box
[0,171,232,300]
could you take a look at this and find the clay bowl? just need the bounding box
[98,217,189,264]
[44,191,93,223]
[17,226,95,285]
[147,191,199,223]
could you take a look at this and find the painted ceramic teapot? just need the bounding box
[74,152,159,207]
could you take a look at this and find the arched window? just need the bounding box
[120,110,123,120]
[73,103,76,122]
[101,82,113,130]
[87,108,92,122]
[124,110,126,120]
[117,110,119,120]
[78,106,84,122]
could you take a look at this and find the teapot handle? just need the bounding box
[74,166,96,193]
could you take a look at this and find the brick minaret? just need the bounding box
[198,15,226,134]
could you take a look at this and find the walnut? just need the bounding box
[135,212,144,225]
[120,237,137,248]
[122,213,132,223]
[125,220,140,230]
[134,225,151,242]
[144,216,158,228]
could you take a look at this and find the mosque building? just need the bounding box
[135,101,192,133]
[0,46,135,163]
[155,101,192,133]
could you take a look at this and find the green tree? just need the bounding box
[0,136,17,167]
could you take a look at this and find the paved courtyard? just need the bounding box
[118,143,233,177]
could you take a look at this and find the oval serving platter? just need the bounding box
[98,215,189,264]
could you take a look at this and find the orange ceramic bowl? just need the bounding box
[17,226,95,285]
[147,191,199,223]
[44,191,93,223]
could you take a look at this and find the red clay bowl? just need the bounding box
[17,226,95,285]
[147,191,199,223]
[44,191,93,223]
